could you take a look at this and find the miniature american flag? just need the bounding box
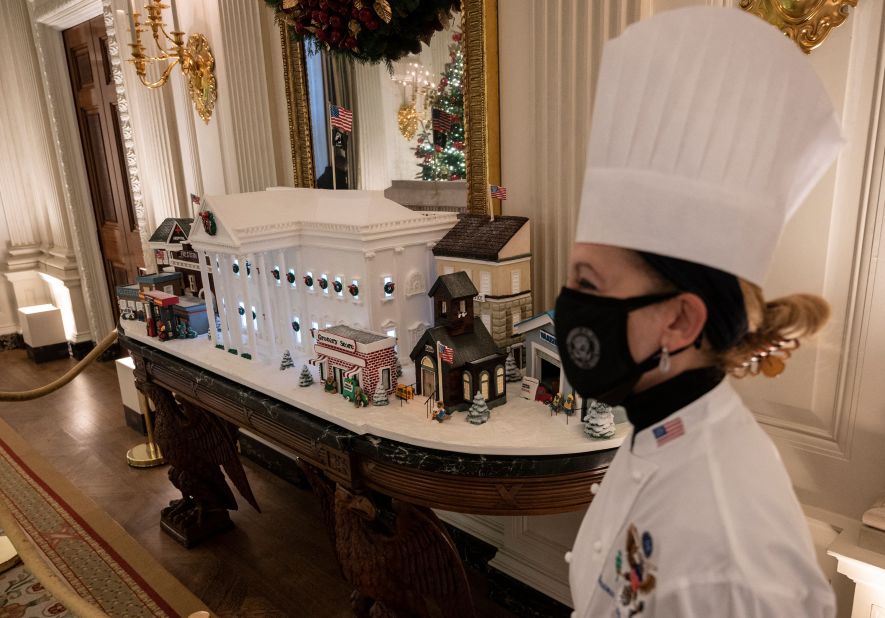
[330,105,353,133]
[653,417,685,447]
[438,342,455,364]
[490,185,508,200]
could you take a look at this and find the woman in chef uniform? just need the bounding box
[558,7,842,618]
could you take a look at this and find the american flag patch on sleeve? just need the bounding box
[653,417,685,447]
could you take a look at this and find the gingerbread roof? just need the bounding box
[431,214,529,261]
[428,272,477,300]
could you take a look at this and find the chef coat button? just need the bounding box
[632,470,642,483]
[593,540,602,553]
[564,551,572,564]
[590,482,600,495]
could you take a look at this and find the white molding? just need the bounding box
[746,2,885,462]
[27,0,114,340]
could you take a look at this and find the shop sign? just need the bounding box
[540,330,557,346]
[317,331,357,353]
[520,376,540,400]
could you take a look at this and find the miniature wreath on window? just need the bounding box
[232,263,240,274]
[238,306,245,315]
[348,283,359,297]
[272,268,280,281]
[318,277,329,290]
[287,271,296,284]
[333,280,343,293]
[383,281,395,295]
[304,274,314,287]
[246,262,252,276]
[292,321,300,332]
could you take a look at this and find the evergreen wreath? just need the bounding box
[304,274,314,287]
[383,281,395,295]
[333,280,343,293]
[267,0,461,65]
[318,277,329,290]
[348,283,359,296]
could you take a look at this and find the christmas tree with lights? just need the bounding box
[415,32,466,181]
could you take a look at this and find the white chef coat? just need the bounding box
[568,379,835,617]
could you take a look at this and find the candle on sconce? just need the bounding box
[170,0,180,32]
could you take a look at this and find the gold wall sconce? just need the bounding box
[128,0,217,123]
[740,0,858,54]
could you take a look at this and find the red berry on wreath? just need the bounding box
[366,18,379,30]
[329,14,341,28]
[344,36,357,49]
[453,141,464,150]
[434,145,442,152]
[317,10,329,23]
[330,29,343,44]
[358,8,372,22]
[453,32,462,42]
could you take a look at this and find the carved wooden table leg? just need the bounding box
[298,461,475,618]
[141,383,261,548]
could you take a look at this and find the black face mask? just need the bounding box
[554,287,685,406]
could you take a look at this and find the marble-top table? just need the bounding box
[120,322,622,515]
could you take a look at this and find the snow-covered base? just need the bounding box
[122,323,627,456]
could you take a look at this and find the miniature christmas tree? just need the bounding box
[584,400,616,439]
[298,364,314,387]
[466,391,491,425]
[415,32,466,181]
[395,358,403,378]
[372,388,389,406]
[280,350,295,371]
[505,351,521,382]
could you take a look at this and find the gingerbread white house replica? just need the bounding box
[187,188,457,362]
[311,325,397,397]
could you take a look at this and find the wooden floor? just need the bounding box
[0,350,515,617]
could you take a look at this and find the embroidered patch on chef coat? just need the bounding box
[653,417,684,447]
[614,524,657,616]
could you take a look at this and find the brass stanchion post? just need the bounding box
[127,390,165,468]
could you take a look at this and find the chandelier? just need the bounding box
[128,0,217,123]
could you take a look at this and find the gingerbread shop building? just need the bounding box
[310,325,397,397]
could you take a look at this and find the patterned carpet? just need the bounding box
[0,563,70,617]
[0,418,208,617]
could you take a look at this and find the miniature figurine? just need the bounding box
[298,365,314,387]
[563,393,575,415]
[280,350,295,371]
[324,374,337,393]
[158,322,170,342]
[548,392,562,416]
[584,400,617,439]
[351,385,369,408]
[431,401,449,422]
[466,391,491,425]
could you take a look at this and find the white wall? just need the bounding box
[466,0,885,610]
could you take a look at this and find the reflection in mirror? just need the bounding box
[303,13,467,210]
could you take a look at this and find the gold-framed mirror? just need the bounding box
[278,0,501,215]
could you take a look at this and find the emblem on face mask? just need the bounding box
[566,327,601,369]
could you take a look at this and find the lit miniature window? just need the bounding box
[386,328,396,338]
[480,371,490,400]
[325,323,332,328]
[496,366,505,395]
[334,275,344,297]
[383,275,394,298]
[462,372,471,401]
[350,279,360,301]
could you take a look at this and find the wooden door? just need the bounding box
[63,16,144,311]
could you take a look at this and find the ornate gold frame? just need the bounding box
[740,0,858,54]
[279,0,501,215]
